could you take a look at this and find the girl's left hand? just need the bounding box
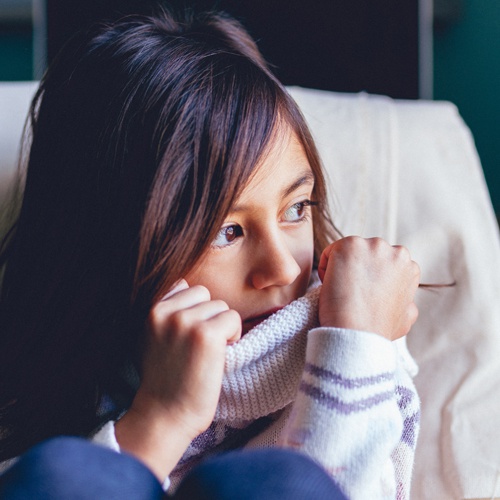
[317,236,420,341]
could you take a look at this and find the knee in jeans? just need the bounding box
[18,437,91,479]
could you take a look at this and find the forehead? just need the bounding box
[235,128,314,204]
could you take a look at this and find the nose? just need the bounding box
[250,233,302,289]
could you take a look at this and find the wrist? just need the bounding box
[115,391,200,482]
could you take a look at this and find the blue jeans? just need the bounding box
[0,437,347,499]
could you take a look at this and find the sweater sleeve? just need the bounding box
[280,327,419,500]
[91,421,121,452]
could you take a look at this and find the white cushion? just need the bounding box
[289,86,500,500]
[0,81,38,202]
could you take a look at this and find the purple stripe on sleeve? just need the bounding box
[395,385,416,410]
[401,411,420,448]
[304,362,393,388]
[299,381,394,414]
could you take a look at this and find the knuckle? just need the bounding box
[168,310,191,332]
[368,237,390,255]
[412,260,421,278]
[190,322,210,341]
[224,308,242,325]
[389,245,411,267]
[344,235,360,242]
[339,235,365,253]
[148,303,171,329]
[342,235,361,246]
[394,245,410,259]
[212,300,229,312]
[190,285,211,301]
[370,237,386,246]
[409,303,419,324]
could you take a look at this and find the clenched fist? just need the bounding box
[318,236,420,341]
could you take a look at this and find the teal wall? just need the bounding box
[1,4,499,214]
[434,0,500,215]
[0,28,33,80]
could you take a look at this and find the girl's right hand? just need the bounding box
[115,279,241,481]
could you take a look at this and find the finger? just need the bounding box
[318,236,363,282]
[392,244,411,260]
[152,285,211,318]
[412,260,421,281]
[181,299,230,322]
[408,302,419,326]
[160,278,189,301]
[401,302,419,337]
[202,308,242,345]
[159,300,231,341]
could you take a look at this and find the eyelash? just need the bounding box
[211,199,318,249]
[283,200,318,224]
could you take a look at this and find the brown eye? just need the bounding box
[284,201,307,222]
[283,200,319,223]
[225,226,237,242]
[212,224,244,248]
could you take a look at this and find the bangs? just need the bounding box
[135,50,284,301]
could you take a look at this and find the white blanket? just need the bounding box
[289,86,500,500]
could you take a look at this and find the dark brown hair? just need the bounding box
[0,9,337,460]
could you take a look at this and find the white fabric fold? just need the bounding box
[217,286,320,421]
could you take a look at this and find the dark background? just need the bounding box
[46,0,420,99]
[5,0,500,216]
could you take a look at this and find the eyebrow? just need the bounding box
[281,171,315,198]
[230,170,315,214]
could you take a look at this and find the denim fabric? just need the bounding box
[0,437,164,500]
[0,438,347,500]
[174,448,347,500]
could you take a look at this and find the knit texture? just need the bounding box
[217,286,321,421]
[168,284,322,486]
[91,279,420,498]
[166,281,420,499]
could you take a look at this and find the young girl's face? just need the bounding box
[186,127,315,333]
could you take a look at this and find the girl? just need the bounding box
[0,8,420,499]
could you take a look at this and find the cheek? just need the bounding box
[183,261,215,290]
[183,253,241,302]
[294,239,314,269]
[292,226,315,282]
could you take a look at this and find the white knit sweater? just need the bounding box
[94,283,420,500]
